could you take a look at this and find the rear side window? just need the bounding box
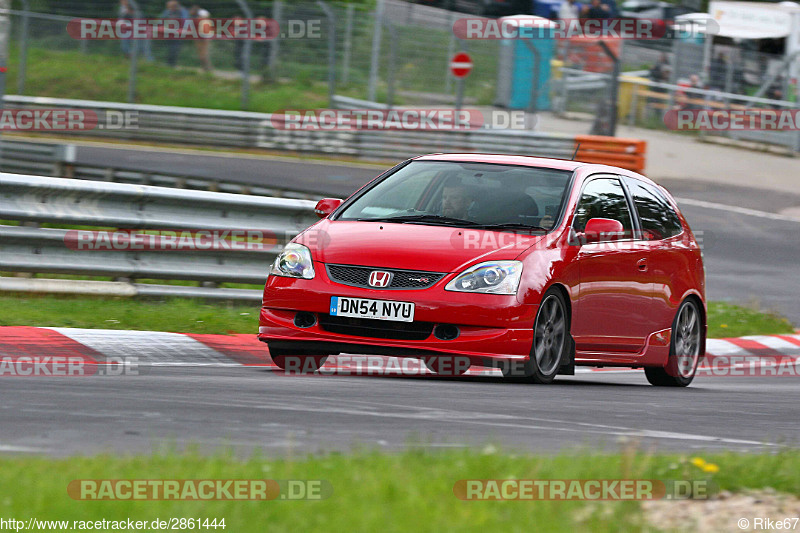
[628,181,683,240]
[572,177,634,235]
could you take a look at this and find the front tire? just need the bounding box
[502,289,569,384]
[645,299,703,387]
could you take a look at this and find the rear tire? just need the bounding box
[645,299,703,387]
[502,288,569,384]
[269,348,328,374]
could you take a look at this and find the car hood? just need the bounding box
[295,220,544,273]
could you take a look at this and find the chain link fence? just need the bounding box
[2,0,799,149]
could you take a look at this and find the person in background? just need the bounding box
[582,0,610,19]
[683,74,705,111]
[709,52,728,91]
[190,4,213,72]
[600,0,619,17]
[160,0,189,68]
[119,0,135,58]
[649,53,670,84]
[558,0,580,20]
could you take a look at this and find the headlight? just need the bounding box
[269,243,315,279]
[445,261,522,295]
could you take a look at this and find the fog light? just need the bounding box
[433,324,460,341]
[294,312,317,328]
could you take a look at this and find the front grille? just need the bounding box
[326,264,444,290]
[318,314,433,341]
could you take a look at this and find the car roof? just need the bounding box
[413,153,586,171]
[412,153,662,189]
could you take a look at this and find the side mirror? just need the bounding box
[314,198,343,219]
[582,218,624,243]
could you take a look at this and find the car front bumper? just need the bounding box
[258,269,539,364]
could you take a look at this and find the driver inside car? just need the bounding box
[441,182,475,220]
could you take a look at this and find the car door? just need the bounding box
[624,178,688,333]
[571,175,654,354]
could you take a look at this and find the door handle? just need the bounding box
[637,258,648,272]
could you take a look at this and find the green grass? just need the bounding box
[0,294,258,334]
[6,24,497,110]
[707,301,795,338]
[1,448,799,532]
[0,294,794,338]
[7,47,333,112]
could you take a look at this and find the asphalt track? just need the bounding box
[0,367,800,456]
[2,366,798,457]
[0,144,797,458]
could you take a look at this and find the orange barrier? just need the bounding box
[573,135,646,173]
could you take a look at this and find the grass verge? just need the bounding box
[0,294,258,334]
[7,47,331,112]
[0,294,793,338]
[1,448,799,532]
[707,301,795,338]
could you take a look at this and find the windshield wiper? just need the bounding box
[356,214,480,226]
[473,222,548,232]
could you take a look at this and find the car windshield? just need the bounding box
[336,161,573,230]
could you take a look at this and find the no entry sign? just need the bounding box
[450,52,473,78]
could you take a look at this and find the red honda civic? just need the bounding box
[258,154,706,386]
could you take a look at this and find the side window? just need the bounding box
[628,181,683,240]
[572,177,634,237]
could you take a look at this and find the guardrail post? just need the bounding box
[597,41,619,137]
[444,12,457,93]
[317,1,336,109]
[269,1,282,77]
[341,4,354,85]
[367,0,384,102]
[0,0,9,167]
[17,0,29,95]
[385,22,396,109]
[234,0,253,110]
[127,0,143,104]
[54,144,77,179]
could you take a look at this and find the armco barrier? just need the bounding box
[2,95,648,173]
[574,135,647,173]
[0,173,319,300]
[0,139,324,200]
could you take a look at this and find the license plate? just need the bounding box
[329,296,415,322]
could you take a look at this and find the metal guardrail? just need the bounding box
[620,78,800,152]
[0,173,319,301]
[0,139,322,200]
[2,95,580,160]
